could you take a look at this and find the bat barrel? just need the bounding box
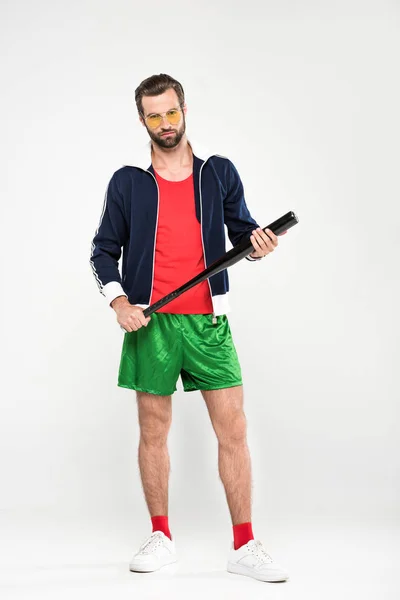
[143,211,298,317]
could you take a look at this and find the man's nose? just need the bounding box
[160,114,170,126]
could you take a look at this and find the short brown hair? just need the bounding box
[135,73,185,116]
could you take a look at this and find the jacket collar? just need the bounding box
[122,135,219,170]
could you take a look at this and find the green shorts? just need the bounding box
[118,313,243,395]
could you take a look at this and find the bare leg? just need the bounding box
[136,391,172,517]
[201,385,252,525]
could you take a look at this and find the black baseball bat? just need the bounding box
[143,210,299,317]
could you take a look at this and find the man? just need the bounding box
[90,73,289,583]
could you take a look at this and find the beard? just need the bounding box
[146,113,186,149]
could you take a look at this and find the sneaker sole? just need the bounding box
[227,561,289,582]
[129,556,178,573]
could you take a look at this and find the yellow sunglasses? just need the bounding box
[142,106,182,129]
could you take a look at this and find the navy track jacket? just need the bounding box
[89,137,262,317]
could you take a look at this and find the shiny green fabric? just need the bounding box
[118,313,242,395]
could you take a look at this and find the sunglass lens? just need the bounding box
[147,115,162,128]
[166,110,181,125]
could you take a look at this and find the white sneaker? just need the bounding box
[129,530,178,572]
[227,539,289,582]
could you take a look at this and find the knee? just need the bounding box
[217,412,247,446]
[140,420,171,446]
[139,407,171,443]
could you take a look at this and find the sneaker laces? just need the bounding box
[252,540,273,563]
[139,531,163,554]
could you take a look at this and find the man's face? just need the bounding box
[140,88,186,149]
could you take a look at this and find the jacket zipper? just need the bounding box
[199,162,217,325]
[147,171,159,306]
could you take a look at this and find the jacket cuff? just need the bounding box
[246,254,262,261]
[103,281,128,307]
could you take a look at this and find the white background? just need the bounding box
[1,1,399,598]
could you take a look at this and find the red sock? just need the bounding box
[233,522,254,550]
[151,515,172,540]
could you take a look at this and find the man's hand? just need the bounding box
[111,296,151,332]
[249,227,287,258]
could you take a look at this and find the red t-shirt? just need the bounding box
[149,170,213,314]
